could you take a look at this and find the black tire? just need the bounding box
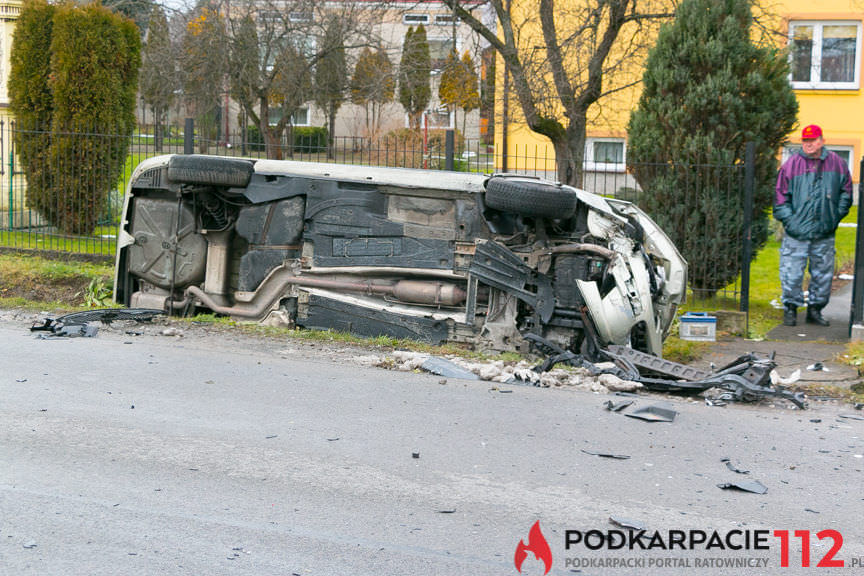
[167,155,254,188]
[484,176,578,219]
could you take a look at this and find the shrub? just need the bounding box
[9,0,141,235]
[627,0,796,294]
[293,126,328,153]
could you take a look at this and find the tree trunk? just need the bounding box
[327,103,337,160]
[549,121,586,188]
[259,97,282,160]
[153,106,163,153]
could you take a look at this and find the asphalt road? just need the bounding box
[1,317,863,575]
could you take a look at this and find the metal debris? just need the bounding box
[31,308,163,338]
[581,449,631,460]
[625,403,678,423]
[609,517,647,531]
[527,333,806,409]
[604,399,634,412]
[22,541,37,549]
[839,414,864,421]
[34,323,99,338]
[420,357,480,381]
[717,480,768,494]
[720,457,750,475]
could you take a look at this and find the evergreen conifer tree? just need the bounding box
[628,0,797,294]
[9,0,140,235]
[314,17,347,159]
[399,25,430,130]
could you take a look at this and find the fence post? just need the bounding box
[8,138,13,231]
[445,129,455,171]
[849,157,864,336]
[184,117,194,155]
[739,142,755,332]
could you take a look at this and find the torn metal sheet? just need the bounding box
[35,324,99,339]
[31,308,164,338]
[420,357,479,380]
[581,449,631,460]
[604,399,634,412]
[609,517,647,531]
[625,403,677,423]
[527,333,807,409]
[720,457,750,475]
[717,480,767,494]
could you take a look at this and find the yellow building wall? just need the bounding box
[496,0,864,182]
[493,0,650,174]
[781,1,864,180]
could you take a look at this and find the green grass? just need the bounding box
[676,207,860,341]
[0,252,113,310]
[0,229,116,255]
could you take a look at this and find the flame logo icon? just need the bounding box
[514,520,553,574]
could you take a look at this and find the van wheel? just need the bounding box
[485,177,577,219]
[167,155,254,188]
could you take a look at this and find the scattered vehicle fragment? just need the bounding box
[716,480,768,494]
[609,517,648,531]
[530,335,807,408]
[720,457,750,475]
[30,308,164,339]
[603,399,634,412]
[581,449,631,459]
[420,357,480,380]
[115,155,687,355]
[625,403,678,423]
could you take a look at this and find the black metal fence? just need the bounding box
[0,119,752,307]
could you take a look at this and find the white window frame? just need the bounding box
[291,107,310,127]
[783,144,855,172]
[788,20,862,90]
[585,138,626,173]
[267,106,310,127]
[403,14,430,25]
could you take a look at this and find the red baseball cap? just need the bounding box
[801,124,823,140]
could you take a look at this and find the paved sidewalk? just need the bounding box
[693,281,861,390]
[765,279,853,342]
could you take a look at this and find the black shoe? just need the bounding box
[783,305,797,326]
[806,307,830,326]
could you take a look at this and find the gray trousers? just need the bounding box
[779,234,835,309]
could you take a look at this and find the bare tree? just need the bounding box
[140,4,176,151]
[182,3,228,152]
[442,0,678,185]
[223,0,382,160]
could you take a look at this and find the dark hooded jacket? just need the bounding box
[774,148,852,240]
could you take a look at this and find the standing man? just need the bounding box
[774,125,852,327]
